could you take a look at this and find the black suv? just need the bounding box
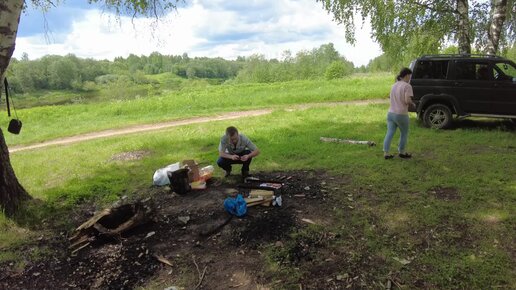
[409,54,516,128]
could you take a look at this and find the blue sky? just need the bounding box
[15,0,382,67]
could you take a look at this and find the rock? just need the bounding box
[275,241,284,247]
[145,231,156,239]
[393,257,412,265]
[178,216,190,224]
[304,186,311,191]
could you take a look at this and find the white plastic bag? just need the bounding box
[152,162,181,186]
[152,168,169,186]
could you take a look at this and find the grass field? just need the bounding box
[2,73,391,146]
[1,74,515,289]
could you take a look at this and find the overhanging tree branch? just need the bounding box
[408,0,458,14]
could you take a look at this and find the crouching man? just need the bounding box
[217,126,260,178]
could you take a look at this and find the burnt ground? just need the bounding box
[2,169,505,289]
[0,170,349,290]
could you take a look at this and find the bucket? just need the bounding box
[168,168,191,194]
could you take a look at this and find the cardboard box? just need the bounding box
[182,160,200,182]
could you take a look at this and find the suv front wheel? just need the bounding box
[423,104,452,129]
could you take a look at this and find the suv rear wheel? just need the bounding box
[423,104,452,129]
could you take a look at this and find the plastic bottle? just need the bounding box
[199,165,214,181]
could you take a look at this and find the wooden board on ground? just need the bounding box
[246,196,274,207]
[249,190,274,198]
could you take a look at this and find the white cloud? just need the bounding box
[14,0,382,66]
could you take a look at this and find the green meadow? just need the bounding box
[3,73,391,146]
[1,73,515,289]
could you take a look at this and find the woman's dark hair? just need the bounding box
[396,67,413,81]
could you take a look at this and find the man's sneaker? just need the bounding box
[224,170,231,177]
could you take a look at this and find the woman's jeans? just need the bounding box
[383,112,410,153]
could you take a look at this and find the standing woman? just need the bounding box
[383,68,416,159]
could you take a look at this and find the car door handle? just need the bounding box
[454,82,464,86]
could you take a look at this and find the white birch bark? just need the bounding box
[486,0,508,55]
[0,1,30,217]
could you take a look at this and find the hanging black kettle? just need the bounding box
[3,77,22,134]
[8,119,22,134]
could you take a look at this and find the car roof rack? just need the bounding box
[420,54,505,59]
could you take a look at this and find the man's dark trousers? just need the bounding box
[217,150,252,174]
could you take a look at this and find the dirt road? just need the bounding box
[9,99,388,153]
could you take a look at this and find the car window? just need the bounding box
[413,60,449,79]
[493,62,516,81]
[476,65,491,81]
[455,61,491,80]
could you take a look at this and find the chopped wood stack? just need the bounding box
[244,190,274,207]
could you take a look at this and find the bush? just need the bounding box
[325,61,353,80]
[95,74,119,85]
[131,71,150,84]
[82,81,97,91]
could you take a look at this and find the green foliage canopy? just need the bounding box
[27,0,184,17]
[317,0,515,60]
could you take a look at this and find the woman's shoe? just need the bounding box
[384,154,394,159]
[399,153,412,159]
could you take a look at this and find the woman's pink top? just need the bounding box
[389,80,413,115]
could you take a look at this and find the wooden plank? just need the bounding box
[247,196,273,207]
[245,197,264,203]
[249,190,274,198]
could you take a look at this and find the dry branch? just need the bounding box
[320,137,376,146]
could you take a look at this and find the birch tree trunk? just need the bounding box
[486,0,508,55]
[0,1,31,217]
[456,0,472,54]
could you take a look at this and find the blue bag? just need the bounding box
[224,194,247,217]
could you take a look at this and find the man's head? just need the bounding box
[226,126,239,144]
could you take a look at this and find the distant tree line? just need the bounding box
[5,43,364,93]
[365,44,516,72]
[11,42,512,93]
[233,43,354,83]
[6,51,243,93]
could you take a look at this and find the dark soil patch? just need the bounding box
[0,170,338,290]
[109,150,151,161]
[230,208,296,248]
[428,186,460,201]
